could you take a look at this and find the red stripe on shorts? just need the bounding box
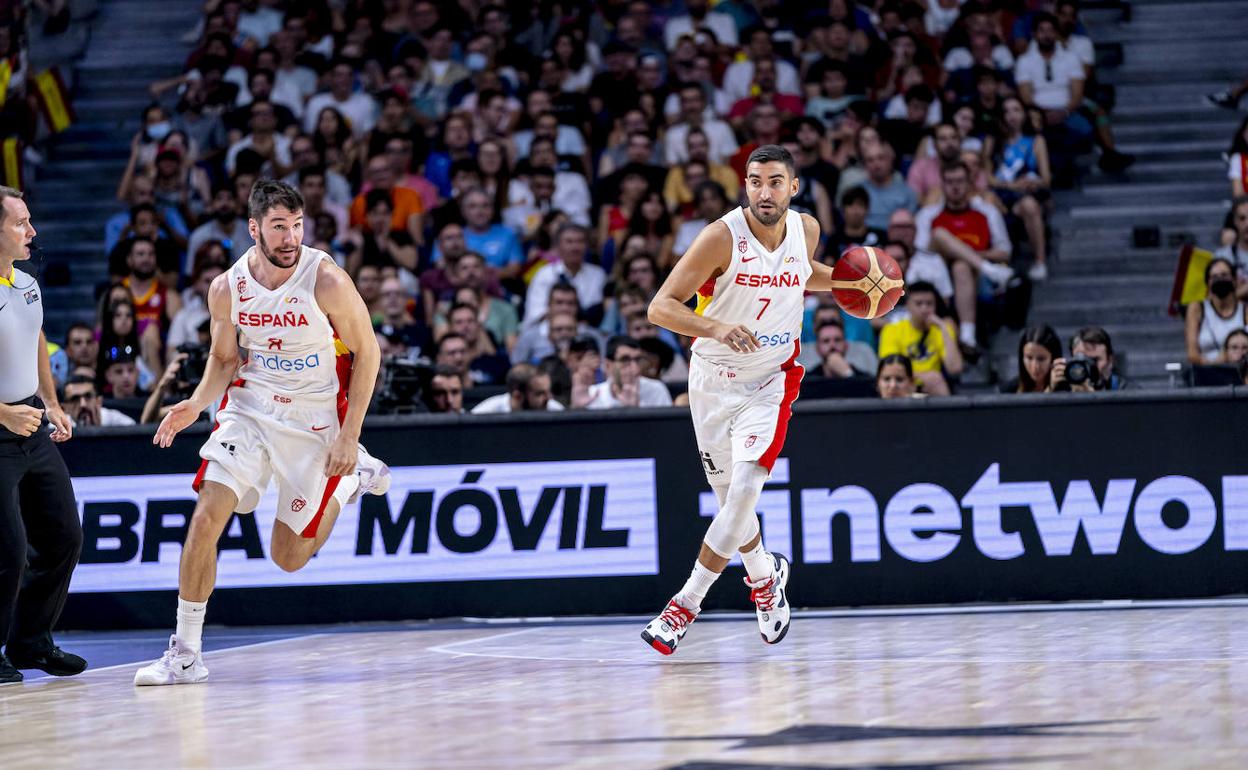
[191,379,244,493]
[758,342,804,472]
[300,362,352,539]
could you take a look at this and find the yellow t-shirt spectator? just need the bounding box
[878,319,946,375]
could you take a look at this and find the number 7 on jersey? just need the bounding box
[755,297,771,320]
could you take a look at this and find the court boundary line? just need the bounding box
[0,632,328,689]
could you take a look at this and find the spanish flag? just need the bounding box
[1168,244,1213,316]
[31,68,74,134]
[1,137,21,190]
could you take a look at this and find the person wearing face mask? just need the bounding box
[1186,258,1248,365]
[1214,198,1248,299]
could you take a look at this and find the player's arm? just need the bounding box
[648,221,759,352]
[316,260,381,476]
[801,213,838,292]
[154,273,240,447]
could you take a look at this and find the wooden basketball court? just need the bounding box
[2,602,1246,769]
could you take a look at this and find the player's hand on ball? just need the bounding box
[715,322,760,353]
[325,434,357,478]
[154,400,201,448]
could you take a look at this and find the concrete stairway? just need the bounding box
[1025,0,1244,389]
[27,0,200,343]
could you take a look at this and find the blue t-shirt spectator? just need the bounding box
[433,224,523,270]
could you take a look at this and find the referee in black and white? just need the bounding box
[0,186,86,683]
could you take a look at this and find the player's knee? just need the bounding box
[270,547,310,573]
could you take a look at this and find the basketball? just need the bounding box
[830,245,906,319]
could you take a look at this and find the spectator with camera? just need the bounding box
[878,281,963,396]
[1185,258,1248,365]
[1068,326,1125,391]
[471,363,565,413]
[139,350,200,424]
[63,375,136,428]
[1002,325,1063,393]
[577,337,673,410]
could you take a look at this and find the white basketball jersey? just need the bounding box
[691,207,811,373]
[229,245,339,398]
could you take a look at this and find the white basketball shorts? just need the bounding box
[687,352,804,485]
[193,379,355,538]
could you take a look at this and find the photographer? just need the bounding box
[373,355,432,415]
[1067,326,1125,391]
[140,348,209,424]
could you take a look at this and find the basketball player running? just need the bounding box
[135,181,390,685]
[642,145,844,654]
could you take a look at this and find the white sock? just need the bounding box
[675,561,719,611]
[176,597,208,653]
[740,540,775,583]
[959,322,976,347]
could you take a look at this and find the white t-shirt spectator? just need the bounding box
[925,2,965,37]
[1214,243,1248,274]
[471,393,565,413]
[943,45,1015,72]
[665,121,739,165]
[1229,153,1245,188]
[524,261,608,325]
[167,294,210,351]
[1015,48,1084,110]
[585,377,673,409]
[721,59,802,104]
[1028,35,1095,69]
[511,125,588,160]
[225,132,292,175]
[69,408,136,428]
[503,175,592,232]
[237,5,283,46]
[664,11,739,50]
[673,218,707,258]
[303,91,378,137]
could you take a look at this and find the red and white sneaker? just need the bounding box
[641,598,699,655]
[745,553,790,645]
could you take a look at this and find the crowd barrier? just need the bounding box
[58,387,1248,629]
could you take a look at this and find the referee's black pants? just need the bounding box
[0,419,82,653]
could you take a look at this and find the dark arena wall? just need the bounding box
[59,388,1248,629]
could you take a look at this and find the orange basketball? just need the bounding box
[830,246,906,319]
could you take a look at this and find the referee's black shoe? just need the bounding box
[7,642,87,677]
[0,655,22,683]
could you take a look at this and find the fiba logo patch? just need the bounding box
[745,435,758,448]
[290,498,307,513]
[737,236,748,253]
[23,289,38,304]
[237,277,247,295]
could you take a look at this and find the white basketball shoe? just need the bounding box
[641,598,699,655]
[348,445,391,504]
[745,553,791,645]
[134,635,209,686]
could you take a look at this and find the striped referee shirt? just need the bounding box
[0,265,43,403]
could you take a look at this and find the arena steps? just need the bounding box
[30,0,201,342]
[1019,0,1235,390]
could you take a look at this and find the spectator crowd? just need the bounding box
[24,0,1166,419]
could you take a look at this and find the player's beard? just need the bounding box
[257,230,299,269]
[750,197,787,226]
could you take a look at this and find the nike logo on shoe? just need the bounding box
[181,662,194,670]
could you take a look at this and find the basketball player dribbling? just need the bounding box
[642,145,846,654]
[135,180,390,685]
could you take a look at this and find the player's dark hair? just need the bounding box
[746,144,796,177]
[248,179,304,223]
[1016,324,1063,393]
